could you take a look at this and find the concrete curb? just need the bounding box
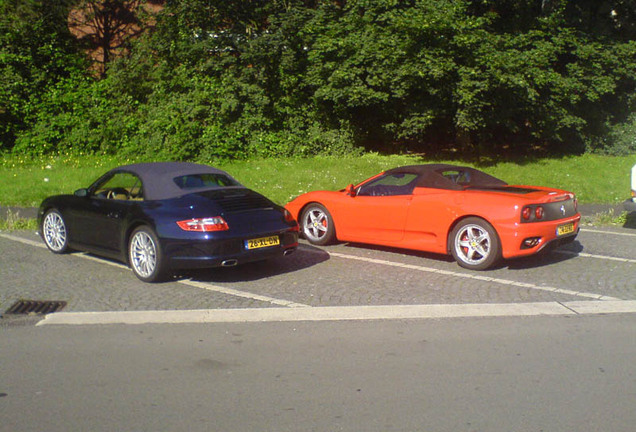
[0,206,38,220]
[36,300,636,326]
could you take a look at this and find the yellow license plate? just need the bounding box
[245,235,280,250]
[557,223,575,236]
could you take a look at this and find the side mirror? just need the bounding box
[345,184,356,197]
[74,188,88,197]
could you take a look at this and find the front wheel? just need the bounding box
[42,209,70,253]
[449,217,501,270]
[128,226,168,282]
[300,203,336,246]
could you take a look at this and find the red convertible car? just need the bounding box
[285,164,580,270]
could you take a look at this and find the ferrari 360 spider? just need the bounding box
[38,162,298,282]
[285,164,580,270]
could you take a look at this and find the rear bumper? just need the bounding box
[624,198,636,212]
[164,230,299,269]
[498,214,581,259]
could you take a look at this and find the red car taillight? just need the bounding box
[522,207,532,220]
[534,206,544,219]
[177,217,229,232]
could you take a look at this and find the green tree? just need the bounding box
[5,0,635,158]
[0,0,86,150]
[68,0,164,78]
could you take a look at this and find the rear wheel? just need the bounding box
[128,226,167,282]
[300,203,336,246]
[42,209,69,253]
[450,217,501,270]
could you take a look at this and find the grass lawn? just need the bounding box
[1,152,634,208]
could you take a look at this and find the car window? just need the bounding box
[357,173,418,196]
[439,170,471,185]
[173,174,239,190]
[93,172,143,201]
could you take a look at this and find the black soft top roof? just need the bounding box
[385,164,507,190]
[110,162,243,200]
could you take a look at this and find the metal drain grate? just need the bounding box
[5,300,67,315]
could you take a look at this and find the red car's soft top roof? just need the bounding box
[385,164,507,190]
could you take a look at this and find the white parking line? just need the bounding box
[580,228,636,238]
[0,232,627,305]
[0,232,44,248]
[181,279,310,308]
[0,232,309,308]
[325,251,622,301]
[554,250,636,264]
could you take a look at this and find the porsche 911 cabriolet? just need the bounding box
[285,164,580,270]
[38,162,298,282]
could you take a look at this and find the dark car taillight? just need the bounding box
[177,217,229,232]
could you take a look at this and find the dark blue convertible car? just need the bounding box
[38,162,298,282]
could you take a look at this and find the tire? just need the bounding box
[449,217,501,270]
[41,209,70,254]
[128,226,167,282]
[300,203,336,246]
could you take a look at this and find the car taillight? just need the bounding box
[535,206,544,219]
[522,207,532,220]
[177,217,229,232]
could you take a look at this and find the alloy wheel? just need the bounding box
[454,224,491,266]
[303,207,329,243]
[130,230,157,279]
[43,211,67,252]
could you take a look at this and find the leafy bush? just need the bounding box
[589,114,636,156]
[13,75,139,156]
[4,0,636,159]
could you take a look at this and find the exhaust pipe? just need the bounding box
[283,247,296,256]
[221,259,238,267]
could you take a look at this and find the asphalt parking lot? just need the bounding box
[1,221,634,322]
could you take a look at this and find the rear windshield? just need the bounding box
[173,174,239,190]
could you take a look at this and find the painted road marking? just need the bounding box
[0,232,44,248]
[37,300,636,326]
[554,250,636,264]
[0,232,309,308]
[181,279,309,308]
[325,251,622,301]
[580,228,636,238]
[0,232,628,306]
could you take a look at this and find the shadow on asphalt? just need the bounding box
[505,243,582,271]
[330,238,588,272]
[342,241,456,264]
[339,240,584,272]
[182,244,330,283]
